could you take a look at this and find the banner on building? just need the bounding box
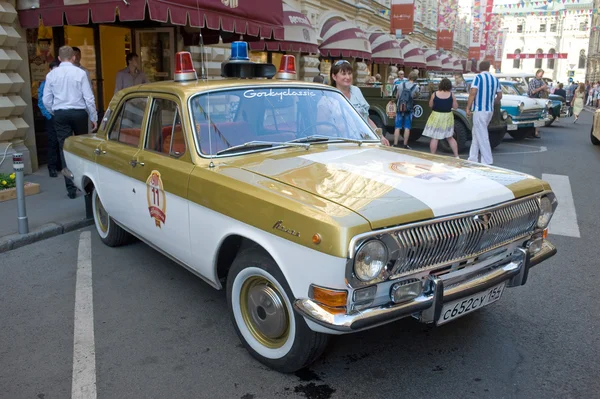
[436,0,457,50]
[494,29,506,68]
[390,0,415,35]
[506,53,568,59]
[485,14,502,61]
[479,0,494,60]
[468,0,481,59]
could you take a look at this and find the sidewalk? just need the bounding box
[0,166,93,252]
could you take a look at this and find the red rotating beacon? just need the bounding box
[275,55,297,80]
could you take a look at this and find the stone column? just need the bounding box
[0,1,33,174]
[299,54,319,82]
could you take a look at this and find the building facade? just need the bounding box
[498,1,592,84]
[586,0,600,82]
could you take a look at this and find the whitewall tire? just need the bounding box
[92,188,131,247]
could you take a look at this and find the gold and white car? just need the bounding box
[63,44,558,372]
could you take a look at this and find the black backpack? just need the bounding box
[395,81,417,113]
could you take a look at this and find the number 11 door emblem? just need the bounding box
[146,170,167,228]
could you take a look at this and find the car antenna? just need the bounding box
[195,0,215,168]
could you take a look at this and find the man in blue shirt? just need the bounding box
[466,61,502,165]
[38,60,61,177]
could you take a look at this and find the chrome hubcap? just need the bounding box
[95,193,109,233]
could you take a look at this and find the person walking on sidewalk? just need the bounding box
[114,52,148,94]
[572,83,585,123]
[42,45,98,199]
[38,59,62,177]
[423,78,459,158]
[392,70,420,149]
[466,61,502,165]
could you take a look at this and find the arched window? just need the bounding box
[548,48,556,70]
[513,49,521,69]
[535,49,543,69]
[579,50,586,69]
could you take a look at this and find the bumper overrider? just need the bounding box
[294,240,556,332]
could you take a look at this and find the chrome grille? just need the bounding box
[389,198,540,278]
[514,109,544,120]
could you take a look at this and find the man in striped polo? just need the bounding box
[466,61,502,165]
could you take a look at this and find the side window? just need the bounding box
[145,98,186,157]
[109,97,148,147]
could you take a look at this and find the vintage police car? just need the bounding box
[63,43,558,372]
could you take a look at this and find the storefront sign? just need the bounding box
[391,0,414,35]
[30,56,48,81]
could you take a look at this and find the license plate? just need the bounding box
[507,124,518,131]
[534,120,545,127]
[437,282,506,325]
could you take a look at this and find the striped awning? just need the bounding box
[369,33,403,64]
[399,39,426,68]
[320,19,371,60]
[249,3,318,54]
[423,49,442,70]
[451,57,463,72]
[438,53,454,72]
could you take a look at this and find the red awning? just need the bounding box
[319,19,371,60]
[369,33,403,64]
[249,3,317,54]
[18,0,284,40]
[398,39,426,68]
[422,49,442,71]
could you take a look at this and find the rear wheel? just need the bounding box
[508,127,534,141]
[92,188,132,247]
[439,120,469,153]
[226,249,329,372]
[489,130,506,149]
[592,127,600,145]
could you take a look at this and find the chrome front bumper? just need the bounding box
[294,241,556,332]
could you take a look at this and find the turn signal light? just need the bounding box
[174,51,197,82]
[543,228,548,239]
[310,285,347,308]
[276,54,297,80]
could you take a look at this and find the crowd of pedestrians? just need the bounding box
[38,46,147,198]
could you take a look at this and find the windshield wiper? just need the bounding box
[289,135,372,145]
[215,141,310,156]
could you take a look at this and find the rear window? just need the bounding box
[189,87,378,156]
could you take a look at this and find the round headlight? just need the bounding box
[537,196,555,229]
[502,111,508,120]
[519,102,525,112]
[354,240,388,282]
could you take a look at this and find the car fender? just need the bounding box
[368,102,389,125]
[452,108,472,130]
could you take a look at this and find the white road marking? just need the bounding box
[494,143,548,155]
[71,231,97,399]
[542,174,581,238]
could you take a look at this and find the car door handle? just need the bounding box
[94,149,106,155]
[130,160,145,167]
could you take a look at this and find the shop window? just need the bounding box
[550,24,557,33]
[540,24,546,33]
[146,98,185,157]
[109,97,148,146]
[535,49,543,69]
[513,49,522,69]
[516,25,523,33]
[579,50,586,69]
[547,49,556,70]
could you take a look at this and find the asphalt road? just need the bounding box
[1,111,599,399]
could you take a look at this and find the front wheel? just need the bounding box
[226,249,329,372]
[439,120,469,153]
[489,130,506,149]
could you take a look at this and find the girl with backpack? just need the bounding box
[422,78,459,158]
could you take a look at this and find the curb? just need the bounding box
[0,218,94,253]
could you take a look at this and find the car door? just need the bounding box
[127,95,195,266]
[95,96,149,229]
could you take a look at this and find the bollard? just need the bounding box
[13,153,29,234]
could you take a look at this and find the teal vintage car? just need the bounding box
[499,80,563,127]
[464,76,548,140]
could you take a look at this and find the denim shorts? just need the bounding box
[395,112,412,130]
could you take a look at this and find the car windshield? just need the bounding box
[190,87,379,156]
[501,84,520,96]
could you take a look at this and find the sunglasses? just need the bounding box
[334,60,351,66]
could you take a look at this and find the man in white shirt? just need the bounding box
[43,45,98,199]
[114,52,148,94]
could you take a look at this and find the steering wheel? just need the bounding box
[297,121,342,138]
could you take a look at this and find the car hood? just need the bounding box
[235,145,545,229]
[502,94,543,110]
